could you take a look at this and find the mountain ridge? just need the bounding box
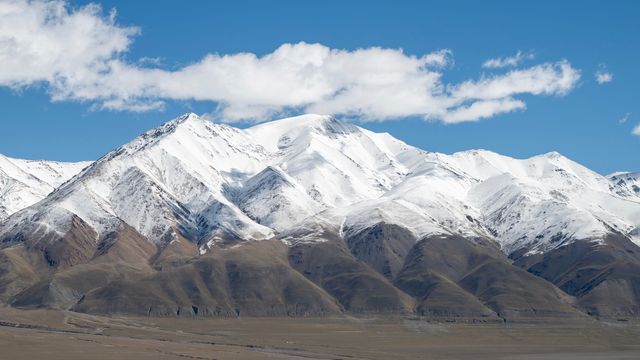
[1,112,638,254]
[1,113,639,319]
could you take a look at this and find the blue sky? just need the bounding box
[0,0,638,174]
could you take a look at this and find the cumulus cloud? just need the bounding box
[0,0,137,88]
[482,51,534,69]
[633,124,640,137]
[595,65,613,84]
[0,0,582,123]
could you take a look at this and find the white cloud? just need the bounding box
[595,65,613,84]
[633,124,640,136]
[0,0,582,123]
[422,49,454,67]
[482,51,534,69]
[595,71,613,84]
[440,98,526,124]
[619,112,631,124]
[0,0,137,87]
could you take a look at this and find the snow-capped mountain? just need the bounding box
[0,154,90,220]
[1,113,638,256]
[1,113,639,319]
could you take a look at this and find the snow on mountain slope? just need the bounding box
[0,153,90,220]
[432,150,640,253]
[307,147,640,254]
[249,118,640,253]
[275,141,640,254]
[610,171,640,196]
[247,114,409,208]
[234,166,324,232]
[336,160,487,240]
[1,113,638,257]
[0,114,274,247]
[469,174,606,254]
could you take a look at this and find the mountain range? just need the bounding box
[0,113,639,320]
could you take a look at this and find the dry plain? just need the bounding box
[1,307,640,359]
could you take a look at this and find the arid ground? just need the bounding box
[1,307,639,360]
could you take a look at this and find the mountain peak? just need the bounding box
[535,150,570,162]
[174,112,212,126]
[182,112,200,119]
[249,114,337,133]
[246,114,360,153]
[102,112,236,162]
[543,150,562,158]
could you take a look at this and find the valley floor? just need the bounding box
[1,308,639,360]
